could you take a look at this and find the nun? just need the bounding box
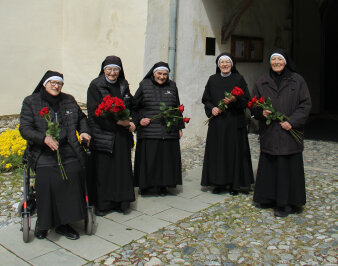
[251,48,312,217]
[132,62,184,196]
[87,56,135,216]
[201,52,254,195]
[19,70,91,240]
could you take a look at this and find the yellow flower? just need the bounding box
[5,163,12,169]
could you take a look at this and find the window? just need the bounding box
[205,37,216,56]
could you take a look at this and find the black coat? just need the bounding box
[251,71,312,155]
[132,78,184,139]
[87,75,133,152]
[19,92,90,170]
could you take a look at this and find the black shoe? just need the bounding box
[119,201,130,212]
[34,221,48,239]
[139,188,148,195]
[290,205,303,214]
[95,209,110,216]
[274,206,292,218]
[212,187,223,194]
[55,224,79,240]
[158,187,168,196]
[230,190,239,196]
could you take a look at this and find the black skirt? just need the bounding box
[35,161,86,230]
[201,115,254,189]
[134,139,182,188]
[253,152,306,207]
[88,131,135,211]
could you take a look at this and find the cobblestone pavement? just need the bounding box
[0,134,337,265]
[90,135,337,265]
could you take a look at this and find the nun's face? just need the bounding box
[104,67,120,81]
[153,70,168,85]
[218,58,232,74]
[270,56,286,74]
[44,80,63,96]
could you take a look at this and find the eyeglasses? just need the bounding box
[49,81,63,87]
[105,67,120,73]
[219,60,232,65]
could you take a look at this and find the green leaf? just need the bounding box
[166,121,171,129]
[160,102,166,111]
[266,119,271,125]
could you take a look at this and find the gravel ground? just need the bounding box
[90,134,338,265]
[0,134,337,265]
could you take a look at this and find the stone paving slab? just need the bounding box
[46,230,118,261]
[0,244,29,265]
[153,208,193,223]
[130,196,172,216]
[0,223,60,261]
[192,191,228,204]
[105,209,143,223]
[123,214,171,234]
[28,248,86,266]
[94,217,146,246]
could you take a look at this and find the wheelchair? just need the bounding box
[18,142,95,243]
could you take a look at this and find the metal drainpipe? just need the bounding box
[168,0,178,81]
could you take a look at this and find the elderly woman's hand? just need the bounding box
[212,107,222,116]
[117,120,130,127]
[223,96,236,104]
[280,121,292,131]
[80,133,91,147]
[262,110,272,118]
[44,136,59,151]
[129,122,136,132]
[140,118,150,127]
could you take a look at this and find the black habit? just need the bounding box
[201,53,254,191]
[251,49,312,208]
[87,56,135,212]
[19,70,89,230]
[132,62,183,190]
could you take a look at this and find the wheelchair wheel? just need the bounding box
[85,208,95,235]
[22,214,30,243]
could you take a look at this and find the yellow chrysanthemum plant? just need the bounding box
[0,125,27,172]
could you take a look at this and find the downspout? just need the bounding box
[168,0,178,81]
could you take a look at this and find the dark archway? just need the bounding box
[321,0,338,113]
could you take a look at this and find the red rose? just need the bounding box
[39,107,50,117]
[178,104,184,113]
[103,95,112,102]
[258,96,265,103]
[251,96,258,103]
[231,87,244,96]
[112,97,126,111]
[247,101,253,108]
[95,108,103,117]
[183,117,190,123]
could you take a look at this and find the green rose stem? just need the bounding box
[255,101,303,144]
[41,111,68,180]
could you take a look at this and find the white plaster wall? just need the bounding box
[0,0,148,115]
[143,0,170,75]
[144,0,291,147]
[0,0,63,115]
[62,0,148,101]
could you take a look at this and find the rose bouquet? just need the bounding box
[95,95,130,120]
[248,96,303,144]
[151,103,190,131]
[39,107,68,180]
[204,86,244,124]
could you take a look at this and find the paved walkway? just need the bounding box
[0,162,258,265]
[0,135,337,265]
